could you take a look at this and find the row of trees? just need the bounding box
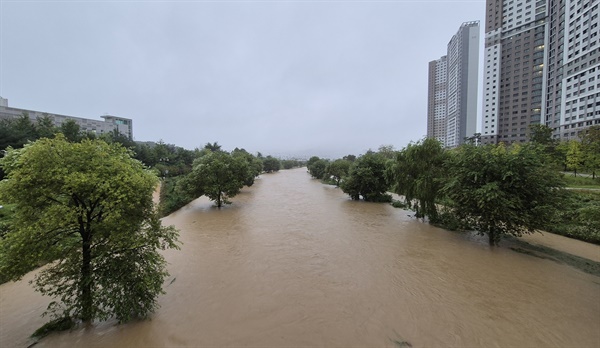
[0,117,301,336]
[307,127,600,246]
[529,124,600,178]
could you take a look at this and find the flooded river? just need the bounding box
[1,167,599,347]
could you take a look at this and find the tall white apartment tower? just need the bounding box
[446,21,481,148]
[427,56,448,144]
[546,0,600,139]
[427,21,480,148]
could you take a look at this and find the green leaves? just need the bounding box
[443,143,564,245]
[386,138,446,220]
[0,135,179,325]
[184,151,249,207]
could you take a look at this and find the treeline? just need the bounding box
[307,125,600,246]
[0,114,308,215]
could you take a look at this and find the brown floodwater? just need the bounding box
[1,167,599,347]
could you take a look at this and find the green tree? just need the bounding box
[183,151,248,207]
[262,156,281,173]
[443,143,564,246]
[565,139,583,176]
[306,156,321,168]
[340,151,391,202]
[308,159,328,179]
[36,114,58,139]
[59,119,82,142]
[386,138,447,220]
[580,126,600,179]
[232,148,261,186]
[0,136,179,325]
[325,159,351,186]
[204,141,222,152]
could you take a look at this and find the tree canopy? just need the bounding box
[443,143,564,245]
[0,136,179,325]
[386,138,447,220]
[340,151,391,202]
[183,151,249,207]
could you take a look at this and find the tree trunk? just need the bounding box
[80,230,93,323]
[488,230,497,246]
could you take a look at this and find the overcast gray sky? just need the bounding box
[1,0,485,158]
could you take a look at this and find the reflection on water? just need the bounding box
[1,167,599,347]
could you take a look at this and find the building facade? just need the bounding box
[482,0,599,144]
[427,21,480,148]
[427,56,448,145]
[0,97,133,139]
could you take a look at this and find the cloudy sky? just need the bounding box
[1,0,485,158]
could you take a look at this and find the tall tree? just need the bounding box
[580,126,600,179]
[386,138,447,220]
[565,139,583,176]
[59,119,82,142]
[204,141,222,152]
[443,143,564,246]
[0,136,179,325]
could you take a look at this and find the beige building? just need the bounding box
[0,97,133,139]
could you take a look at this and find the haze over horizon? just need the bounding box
[1,0,485,159]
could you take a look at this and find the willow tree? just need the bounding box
[386,138,447,221]
[0,136,179,325]
[443,143,564,246]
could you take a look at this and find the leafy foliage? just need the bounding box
[0,136,179,324]
[340,151,391,202]
[442,144,564,245]
[182,151,249,207]
[386,138,447,220]
[262,156,281,173]
[546,190,600,244]
[325,159,351,186]
[580,125,600,179]
[308,159,329,180]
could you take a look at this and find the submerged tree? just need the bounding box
[183,151,249,207]
[386,138,447,220]
[340,151,391,202]
[325,159,352,186]
[443,143,564,246]
[0,136,179,325]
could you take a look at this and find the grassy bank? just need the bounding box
[563,174,600,189]
[158,177,195,217]
[546,190,600,244]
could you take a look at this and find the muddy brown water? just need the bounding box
[1,167,599,347]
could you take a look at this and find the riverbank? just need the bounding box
[2,168,599,347]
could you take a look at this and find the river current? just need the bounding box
[1,167,599,347]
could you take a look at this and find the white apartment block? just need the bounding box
[427,22,480,148]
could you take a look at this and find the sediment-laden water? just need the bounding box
[1,167,599,347]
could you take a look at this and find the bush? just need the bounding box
[159,177,194,216]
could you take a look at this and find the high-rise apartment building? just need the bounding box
[547,0,600,139]
[427,57,448,144]
[427,21,480,148]
[482,0,599,144]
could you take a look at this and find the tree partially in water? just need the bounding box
[183,151,249,207]
[386,138,447,221]
[443,143,564,246]
[340,151,391,202]
[0,136,179,325]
